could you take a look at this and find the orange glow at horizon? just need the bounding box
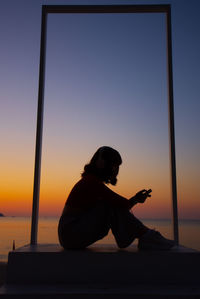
[1,164,199,219]
[1,141,199,219]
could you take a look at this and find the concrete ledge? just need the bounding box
[6,244,200,286]
[1,283,200,298]
[0,263,7,287]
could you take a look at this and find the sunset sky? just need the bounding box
[0,0,199,220]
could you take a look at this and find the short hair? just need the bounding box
[82,146,122,185]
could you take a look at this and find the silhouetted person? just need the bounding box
[58,146,175,250]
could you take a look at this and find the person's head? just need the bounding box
[82,146,122,185]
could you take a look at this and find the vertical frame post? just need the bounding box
[166,7,179,245]
[31,7,47,245]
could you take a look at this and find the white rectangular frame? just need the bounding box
[31,4,179,245]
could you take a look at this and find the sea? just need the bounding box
[0,217,200,261]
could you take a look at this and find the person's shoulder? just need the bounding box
[69,175,100,196]
[72,177,84,189]
[70,174,103,193]
[72,175,96,188]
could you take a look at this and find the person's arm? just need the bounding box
[129,189,152,209]
[100,182,152,210]
[100,183,131,209]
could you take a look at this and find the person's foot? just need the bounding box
[138,229,175,250]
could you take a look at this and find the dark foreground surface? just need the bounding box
[0,244,200,298]
[0,263,7,287]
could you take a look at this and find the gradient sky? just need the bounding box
[0,0,200,220]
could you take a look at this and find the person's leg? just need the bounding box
[58,202,175,251]
[110,207,148,248]
[58,203,111,249]
[138,229,175,250]
[110,207,175,250]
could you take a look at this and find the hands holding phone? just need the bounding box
[135,189,152,203]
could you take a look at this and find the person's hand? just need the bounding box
[135,189,152,203]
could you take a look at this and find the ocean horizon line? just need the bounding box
[1,215,199,221]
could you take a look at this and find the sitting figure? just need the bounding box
[58,146,175,250]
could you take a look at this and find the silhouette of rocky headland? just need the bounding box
[0,213,5,217]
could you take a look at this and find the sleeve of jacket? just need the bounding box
[99,183,131,209]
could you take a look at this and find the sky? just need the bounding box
[0,0,200,221]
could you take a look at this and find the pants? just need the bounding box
[58,201,147,249]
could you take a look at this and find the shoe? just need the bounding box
[138,229,175,250]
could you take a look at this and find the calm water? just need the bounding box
[0,217,200,261]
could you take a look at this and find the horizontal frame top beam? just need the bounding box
[42,4,170,14]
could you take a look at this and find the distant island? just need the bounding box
[0,213,5,217]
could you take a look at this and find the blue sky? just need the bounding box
[0,0,200,219]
